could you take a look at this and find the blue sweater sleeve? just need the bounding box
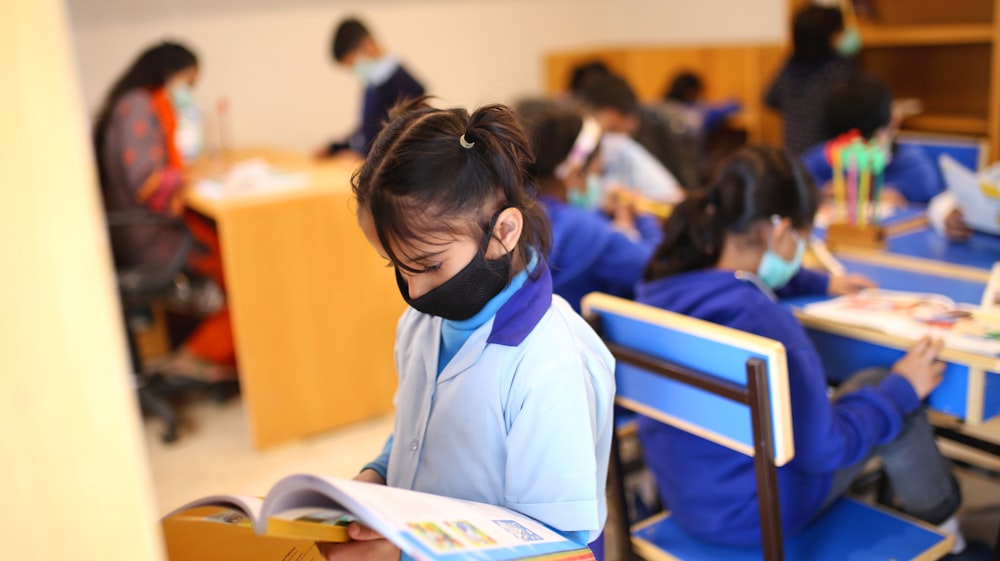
[757,311,922,474]
[776,268,830,298]
[361,434,393,479]
[635,214,664,246]
[701,101,742,132]
[800,142,834,188]
[591,224,657,299]
[885,145,945,203]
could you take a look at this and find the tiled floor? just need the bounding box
[144,396,1000,554]
[143,397,393,515]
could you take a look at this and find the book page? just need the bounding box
[195,158,308,200]
[163,494,264,523]
[940,155,1000,235]
[802,290,1000,356]
[261,475,591,561]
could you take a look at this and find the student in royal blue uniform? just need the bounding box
[633,146,983,559]
[318,99,615,561]
[320,17,425,158]
[520,103,661,312]
[800,74,944,204]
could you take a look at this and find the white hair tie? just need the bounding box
[459,134,475,149]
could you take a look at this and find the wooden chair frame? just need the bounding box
[595,314,786,561]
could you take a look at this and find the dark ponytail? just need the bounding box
[644,145,818,280]
[354,97,552,279]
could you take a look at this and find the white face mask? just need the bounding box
[168,83,194,108]
[171,87,203,164]
[351,57,378,84]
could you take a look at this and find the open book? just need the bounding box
[939,154,1000,235]
[162,474,595,561]
[800,289,1000,356]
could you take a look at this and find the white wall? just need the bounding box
[68,0,784,152]
[609,0,787,45]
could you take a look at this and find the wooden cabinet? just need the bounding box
[789,0,1000,158]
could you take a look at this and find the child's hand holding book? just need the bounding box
[317,522,399,561]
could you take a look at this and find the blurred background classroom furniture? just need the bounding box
[186,151,403,449]
[109,210,194,443]
[545,0,1000,164]
[792,0,1000,159]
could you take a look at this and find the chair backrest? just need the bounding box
[582,292,794,465]
[896,132,989,178]
[584,292,796,560]
[106,210,193,303]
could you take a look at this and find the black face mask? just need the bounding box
[395,251,513,321]
[394,207,513,321]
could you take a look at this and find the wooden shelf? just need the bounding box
[860,24,995,46]
[902,113,989,135]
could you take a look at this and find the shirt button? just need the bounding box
[410,439,419,451]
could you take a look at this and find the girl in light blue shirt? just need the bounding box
[318,98,616,561]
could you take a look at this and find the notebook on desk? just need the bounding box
[939,155,1000,235]
[800,289,1000,356]
[196,158,308,200]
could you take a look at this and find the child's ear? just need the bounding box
[486,207,523,259]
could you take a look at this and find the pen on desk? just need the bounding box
[809,237,846,276]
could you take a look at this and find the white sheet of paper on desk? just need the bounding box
[939,155,1000,235]
[801,289,1000,356]
[196,158,308,199]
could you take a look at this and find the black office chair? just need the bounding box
[107,210,194,443]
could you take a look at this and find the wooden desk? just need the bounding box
[786,258,1000,425]
[886,228,1000,272]
[187,151,403,448]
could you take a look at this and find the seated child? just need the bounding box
[659,71,742,143]
[519,103,661,312]
[318,98,616,561]
[800,74,944,203]
[573,71,688,197]
[633,145,977,558]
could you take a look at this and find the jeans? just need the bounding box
[819,368,962,525]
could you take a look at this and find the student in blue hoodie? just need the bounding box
[634,146,977,558]
[521,104,661,312]
[800,74,944,204]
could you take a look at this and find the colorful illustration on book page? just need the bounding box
[493,520,544,542]
[811,291,1000,354]
[855,292,1000,339]
[408,522,464,551]
[838,291,952,317]
[445,520,497,547]
[205,509,253,527]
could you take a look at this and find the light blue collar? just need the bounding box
[444,251,538,333]
[437,251,541,375]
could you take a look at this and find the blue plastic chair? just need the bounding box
[582,292,953,561]
[897,132,989,188]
